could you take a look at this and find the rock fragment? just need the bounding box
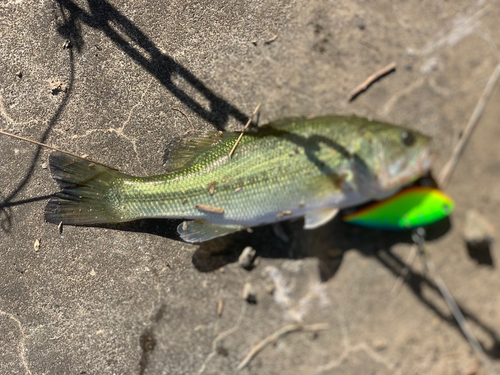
[463,209,496,265]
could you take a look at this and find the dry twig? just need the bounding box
[237,323,329,370]
[217,299,223,316]
[264,34,279,45]
[0,129,115,169]
[172,107,195,133]
[229,103,261,158]
[0,130,83,160]
[195,203,224,214]
[349,62,396,101]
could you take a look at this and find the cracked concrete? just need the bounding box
[0,311,32,375]
[2,0,500,374]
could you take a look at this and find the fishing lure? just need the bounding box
[342,186,454,230]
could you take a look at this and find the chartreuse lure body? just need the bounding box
[342,186,454,230]
[45,116,432,243]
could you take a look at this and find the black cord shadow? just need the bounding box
[2,0,250,230]
[55,0,248,129]
[0,46,75,232]
[0,191,13,232]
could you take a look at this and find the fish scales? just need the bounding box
[45,116,431,242]
[118,120,352,221]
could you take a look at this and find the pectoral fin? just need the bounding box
[303,208,339,230]
[178,220,244,243]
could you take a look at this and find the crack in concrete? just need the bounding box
[0,310,33,375]
[263,264,330,323]
[380,4,497,119]
[197,301,247,375]
[0,93,43,130]
[0,93,16,126]
[378,78,425,118]
[415,4,491,57]
[315,311,398,374]
[52,79,154,173]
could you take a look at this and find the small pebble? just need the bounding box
[242,282,257,304]
[33,239,40,252]
[463,209,495,245]
[372,338,388,351]
[63,39,72,49]
[463,209,496,265]
[264,283,275,294]
[238,246,256,269]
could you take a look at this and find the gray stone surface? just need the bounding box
[1,0,500,374]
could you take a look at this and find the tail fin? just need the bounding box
[45,152,127,225]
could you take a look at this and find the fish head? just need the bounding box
[353,122,432,194]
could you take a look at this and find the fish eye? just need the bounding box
[401,131,415,146]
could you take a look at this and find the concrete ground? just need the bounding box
[1,0,500,374]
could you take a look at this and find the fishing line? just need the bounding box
[413,227,498,375]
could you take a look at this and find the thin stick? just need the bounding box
[237,323,329,371]
[0,130,85,159]
[195,203,224,214]
[171,107,195,132]
[438,63,500,188]
[413,230,498,375]
[264,34,279,45]
[0,129,84,160]
[349,62,396,101]
[217,299,223,316]
[0,129,116,169]
[229,103,261,158]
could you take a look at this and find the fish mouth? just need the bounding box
[377,148,433,191]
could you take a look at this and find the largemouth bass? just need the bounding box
[45,116,432,242]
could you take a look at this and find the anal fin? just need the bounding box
[178,220,244,243]
[304,208,339,230]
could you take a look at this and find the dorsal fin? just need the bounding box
[163,131,232,172]
[163,118,307,172]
